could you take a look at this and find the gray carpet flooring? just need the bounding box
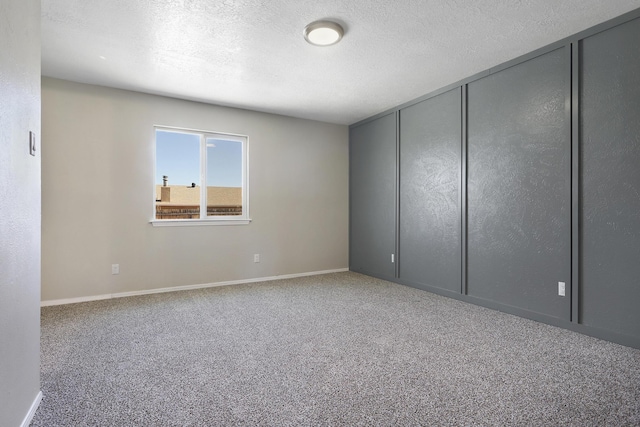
[32,272,640,426]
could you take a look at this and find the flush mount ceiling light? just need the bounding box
[304,20,344,46]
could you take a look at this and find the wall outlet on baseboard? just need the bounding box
[253,254,260,263]
[112,264,120,275]
[558,281,565,296]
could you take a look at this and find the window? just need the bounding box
[152,127,249,226]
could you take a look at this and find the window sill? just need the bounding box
[150,218,252,227]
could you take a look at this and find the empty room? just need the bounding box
[2,1,640,426]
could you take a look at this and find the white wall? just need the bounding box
[42,78,349,302]
[0,0,42,425]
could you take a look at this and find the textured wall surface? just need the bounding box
[349,10,640,348]
[580,17,640,339]
[41,78,348,301]
[399,88,461,293]
[0,0,42,425]
[467,48,571,319]
[350,113,396,280]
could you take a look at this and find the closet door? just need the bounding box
[399,88,461,293]
[349,113,396,280]
[580,17,640,339]
[467,47,571,319]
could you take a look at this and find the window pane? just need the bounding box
[155,130,201,219]
[206,138,242,216]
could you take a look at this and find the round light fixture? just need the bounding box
[304,20,344,46]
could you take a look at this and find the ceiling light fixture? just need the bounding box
[304,20,344,46]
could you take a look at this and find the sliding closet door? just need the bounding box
[349,113,396,280]
[580,17,640,339]
[399,88,461,293]
[467,48,571,319]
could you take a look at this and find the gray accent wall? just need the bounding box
[0,0,42,425]
[579,18,640,339]
[349,113,396,280]
[399,88,462,293]
[467,48,571,319]
[349,10,640,349]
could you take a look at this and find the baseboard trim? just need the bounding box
[21,390,42,427]
[41,294,113,306]
[41,268,349,307]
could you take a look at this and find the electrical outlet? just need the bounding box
[112,264,120,275]
[391,254,395,263]
[253,254,260,263]
[558,281,565,297]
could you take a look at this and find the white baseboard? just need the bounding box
[41,268,349,307]
[41,294,113,306]
[21,390,42,427]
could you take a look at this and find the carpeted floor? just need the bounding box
[32,272,640,426]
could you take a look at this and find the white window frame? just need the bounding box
[151,125,250,226]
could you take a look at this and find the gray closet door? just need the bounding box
[467,47,571,319]
[399,88,461,293]
[580,18,640,339]
[349,113,396,279]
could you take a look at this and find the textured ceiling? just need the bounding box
[41,1,640,125]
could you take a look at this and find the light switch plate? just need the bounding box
[29,131,36,156]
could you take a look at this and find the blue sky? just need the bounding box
[155,130,242,187]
